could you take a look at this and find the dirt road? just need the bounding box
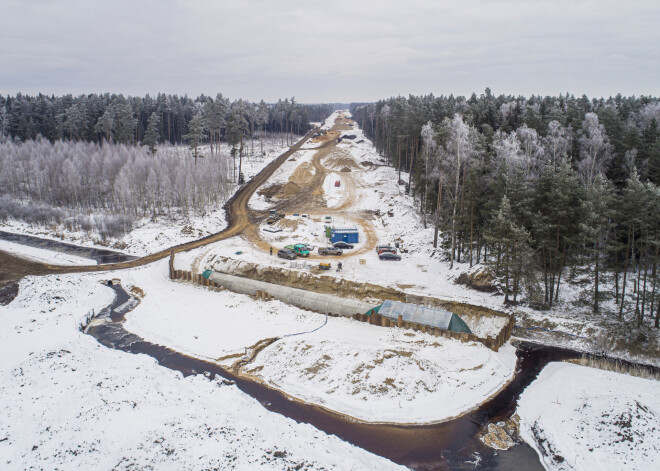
[241,113,379,259]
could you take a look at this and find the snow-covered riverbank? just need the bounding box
[0,269,404,470]
[517,362,660,471]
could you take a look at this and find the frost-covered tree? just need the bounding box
[578,112,614,187]
[543,120,571,165]
[203,94,229,157]
[225,101,249,182]
[438,114,479,268]
[256,99,269,155]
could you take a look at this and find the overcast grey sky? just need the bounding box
[1,0,659,102]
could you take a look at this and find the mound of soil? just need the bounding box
[311,131,340,143]
[289,162,315,186]
[275,218,300,231]
[325,149,361,170]
[282,181,301,196]
[340,167,352,173]
[257,183,283,200]
[361,161,373,167]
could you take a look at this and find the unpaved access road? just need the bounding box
[242,113,379,260]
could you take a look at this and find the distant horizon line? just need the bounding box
[2,89,659,105]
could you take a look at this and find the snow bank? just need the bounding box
[0,268,404,470]
[119,263,516,425]
[517,362,660,471]
[246,317,517,423]
[123,261,324,362]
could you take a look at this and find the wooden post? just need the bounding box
[397,314,403,328]
[169,250,175,279]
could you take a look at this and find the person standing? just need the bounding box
[270,247,273,256]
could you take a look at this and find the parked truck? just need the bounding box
[285,244,310,257]
[267,209,285,225]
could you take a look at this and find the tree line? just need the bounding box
[351,91,660,326]
[0,92,332,148]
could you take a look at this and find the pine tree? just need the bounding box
[183,112,205,165]
[582,175,615,313]
[143,112,160,156]
[486,196,534,303]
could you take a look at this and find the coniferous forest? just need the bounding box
[351,91,660,324]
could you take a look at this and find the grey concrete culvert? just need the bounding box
[208,271,374,317]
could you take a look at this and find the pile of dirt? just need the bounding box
[274,218,300,231]
[282,181,301,196]
[340,167,352,173]
[289,162,315,186]
[311,130,340,143]
[361,161,373,167]
[456,268,497,293]
[325,149,361,170]
[257,183,283,199]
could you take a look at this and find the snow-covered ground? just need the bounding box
[123,261,324,363]
[517,362,660,471]
[121,261,516,424]
[245,320,516,423]
[0,267,404,470]
[0,239,97,265]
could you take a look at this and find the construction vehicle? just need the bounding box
[285,244,310,257]
[319,262,331,270]
[266,209,285,225]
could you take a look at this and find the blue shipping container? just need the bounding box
[330,228,359,244]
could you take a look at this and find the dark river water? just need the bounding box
[0,230,136,264]
[85,284,573,470]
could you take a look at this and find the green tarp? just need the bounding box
[369,300,472,334]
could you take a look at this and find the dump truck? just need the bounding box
[285,244,310,257]
[266,209,285,225]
